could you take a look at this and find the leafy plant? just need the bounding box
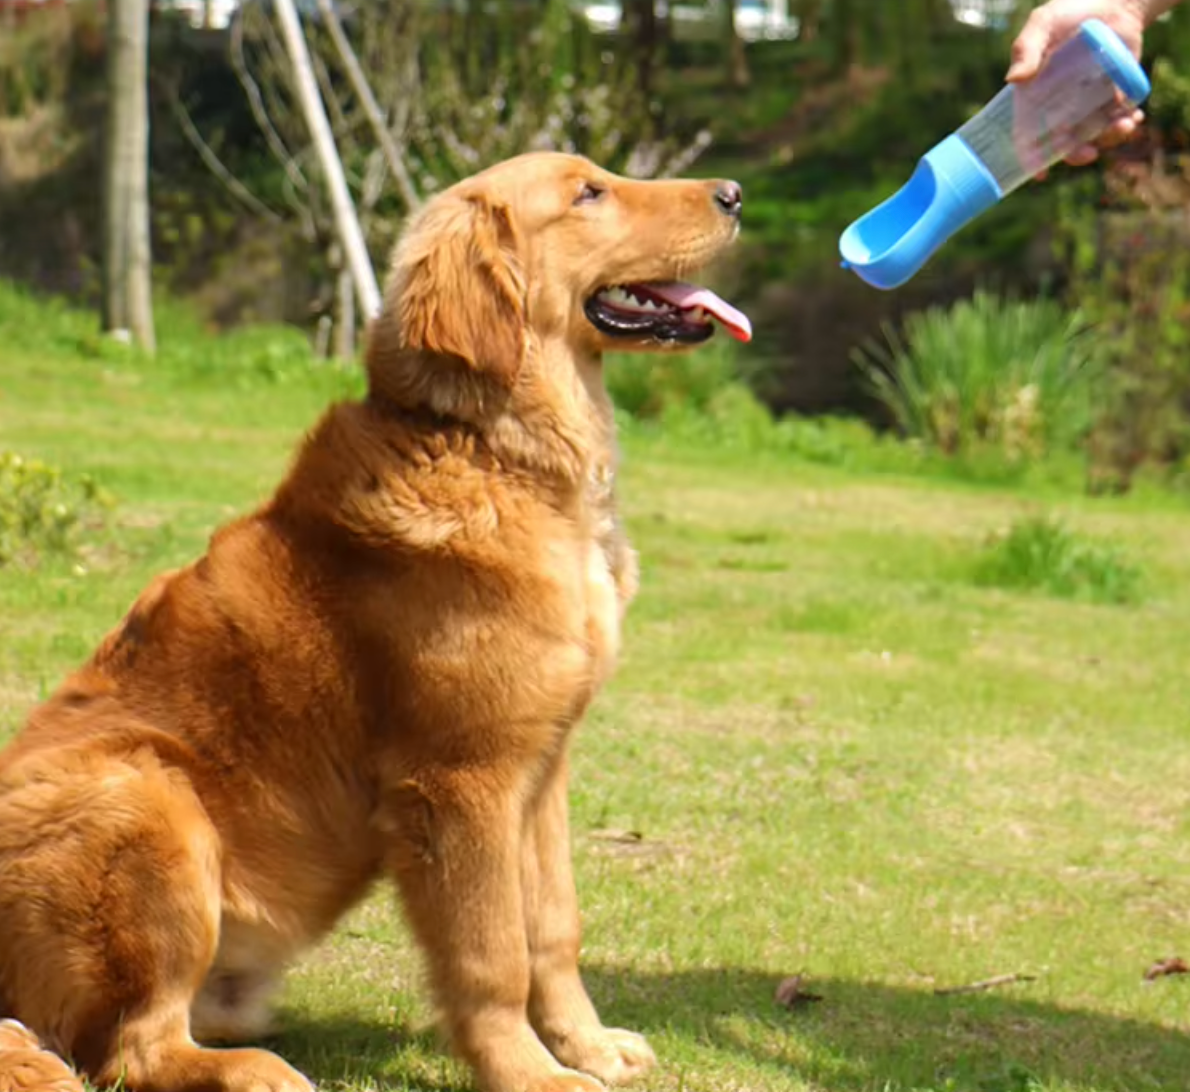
[605,337,741,420]
[854,291,1101,461]
[0,3,78,118]
[408,0,709,189]
[0,452,113,569]
[972,513,1142,605]
[1054,166,1190,495]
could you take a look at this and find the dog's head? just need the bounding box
[365,152,749,421]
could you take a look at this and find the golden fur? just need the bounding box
[0,152,741,1092]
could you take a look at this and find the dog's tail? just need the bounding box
[0,1019,85,1092]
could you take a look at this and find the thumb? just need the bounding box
[1006,11,1052,82]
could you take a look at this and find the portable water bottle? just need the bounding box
[838,20,1151,290]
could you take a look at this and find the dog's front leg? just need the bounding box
[523,749,655,1086]
[382,769,605,1092]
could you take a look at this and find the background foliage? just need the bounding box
[3,0,1190,491]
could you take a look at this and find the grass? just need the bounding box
[853,293,1101,461]
[1,287,1189,1092]
[0,449,112,567]
[972,515,1144,606]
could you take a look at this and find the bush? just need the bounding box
[853,291,1101,461]
[151,312,347,389]
[0,282,364,411]
[1054,172,1190,495]
[605,334,1068,481]
[0,1,103,118]
[0,452,113,569]
[0,280,99,357]
[972,514,1142,605]
[605,337,740,420]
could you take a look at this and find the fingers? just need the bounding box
[1055,110,1144,167]
[1006,7,1052,82]
[1063,145,1100,167]
[1101,108,1145,146]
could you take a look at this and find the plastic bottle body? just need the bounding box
[959,23,1148,194]
[838,19,1150,290]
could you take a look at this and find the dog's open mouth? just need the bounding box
[584,282,752,344]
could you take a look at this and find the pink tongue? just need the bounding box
[648,281,752,343]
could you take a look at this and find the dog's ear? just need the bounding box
[372,191,526,388]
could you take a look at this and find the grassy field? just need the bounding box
[1,287,1188,1092]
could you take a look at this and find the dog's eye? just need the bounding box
[574,182,606,206]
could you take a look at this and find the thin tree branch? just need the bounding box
[167,90,284,223]
[315,0,421,212]
[231,10,310,199]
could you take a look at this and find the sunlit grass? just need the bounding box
[2,287,1187,1092]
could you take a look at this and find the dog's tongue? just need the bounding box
[650,282,752,343]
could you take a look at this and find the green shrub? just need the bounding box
[1054,179,1190,495]
[0,0,103,118]
[607,335,1070,482]
[0,281,100,357]
[154,318,344,389]
[854,291,1101,461]
[972,514,1142,605]
[0,452,113,569]
[605,337,741,420]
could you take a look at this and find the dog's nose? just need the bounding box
[714,181,743,219]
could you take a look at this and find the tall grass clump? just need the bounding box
[0,452,113,569]
[972,514,1143,605]
[604,335,1027,474]
[854,291,1101,462]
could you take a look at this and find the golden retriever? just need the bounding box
[0,152,748,1092]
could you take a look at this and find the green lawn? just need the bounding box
[1,288,1187,1092]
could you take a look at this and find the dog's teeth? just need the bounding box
[596,286,682,315]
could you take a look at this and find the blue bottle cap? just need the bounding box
[1079,19,1150,105]
[838,133,1002,291]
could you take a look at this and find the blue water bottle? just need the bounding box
[839,20,1151,290]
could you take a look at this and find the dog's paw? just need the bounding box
[201,1047,314,1092]
[545,1027,655,1086]
[0,1019,86,1092]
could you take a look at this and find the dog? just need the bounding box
[0,152,748,1092]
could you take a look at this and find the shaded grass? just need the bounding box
[1,292,1188,1091]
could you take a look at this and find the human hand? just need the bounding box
[1006,0,1151,165]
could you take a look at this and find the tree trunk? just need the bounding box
[102,0,155,352]
[273,0,381,319]
[725,0,750,89]
[626,0,658,98]
[794,0,822,41]
[831,0,861,73]
[923,0,953,29]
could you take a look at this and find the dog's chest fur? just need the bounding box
[583,459,636,675]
